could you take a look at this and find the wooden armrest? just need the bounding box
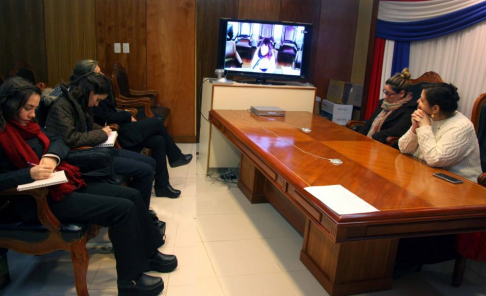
[478,173,486,187]
[0,187,60,232]
[108,123,120,131]
[129,89,159,99]
[118,95,154,117]
[124,108,138,117]
[346,120,365,129]
[386,136,399,147]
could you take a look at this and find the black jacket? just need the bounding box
[92,93,132,126]
[43,87,108,148]
[357,99,417,143]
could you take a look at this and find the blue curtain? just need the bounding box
[376,2,486,41]
[391,41,410,74]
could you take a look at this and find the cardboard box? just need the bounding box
[320,99,353,125]
[327,79,363,108]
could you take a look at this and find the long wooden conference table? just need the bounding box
[209,110,486,296]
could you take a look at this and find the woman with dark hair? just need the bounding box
[399,83,481,182]
[0,77,177,295]
[357,68,417,143]
[395,83,482,277]
[42,73,168,233]
[250,38,277,73]
[72,59,192,198]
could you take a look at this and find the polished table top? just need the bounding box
[210,110,486,241]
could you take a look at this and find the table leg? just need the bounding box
[301,219,398,296]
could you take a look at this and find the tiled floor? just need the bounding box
[2,143,486,295]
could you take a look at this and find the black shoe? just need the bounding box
[154,219,166,245]
[154,184,181,198]
[170,153,193,168]
[147,252,178,273]
[148,209,158,221]
[118,274,164,296]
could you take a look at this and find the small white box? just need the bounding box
[320,99,353,125]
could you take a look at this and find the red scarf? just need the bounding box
[0,120,86,201]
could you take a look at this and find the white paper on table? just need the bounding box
[304,185,379,215]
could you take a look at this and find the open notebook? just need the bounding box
[96,131,118,147]
[17,170,68,191]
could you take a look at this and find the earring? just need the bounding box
[431,114,435,119]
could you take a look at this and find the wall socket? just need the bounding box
[123,43,130,53]
[114,43,121,53]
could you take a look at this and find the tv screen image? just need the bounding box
[216,18,313,83]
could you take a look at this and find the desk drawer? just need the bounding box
[287,185,321,222]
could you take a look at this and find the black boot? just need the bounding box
[169,153,193,168]
[147,252,178,273]
[154,184,181,198]
[118,274,164,296]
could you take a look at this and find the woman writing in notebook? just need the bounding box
[0,77,177,295]
[42,73,168,233]
[73,60,192,198]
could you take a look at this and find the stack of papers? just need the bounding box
[304,185,379,215]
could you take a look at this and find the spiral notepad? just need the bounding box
[17,170,68,191]
[96,131,118,147]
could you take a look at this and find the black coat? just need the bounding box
[357,99,417,143]
[92,93,165,148]
[92,93,132,126]
[43,87,108,148]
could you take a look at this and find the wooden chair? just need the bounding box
[346,71,444,146]
[111,62,170,126]
[9,60,48,91]
[0,188,101,296]
[452,92,486,287]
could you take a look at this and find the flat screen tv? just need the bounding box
[216,18,313,84]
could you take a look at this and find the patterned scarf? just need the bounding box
[0,120,86,201]
[367,94,412,138]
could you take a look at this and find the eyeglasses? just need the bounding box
[382,89,397,97]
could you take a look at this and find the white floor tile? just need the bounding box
[166,247,196,286]
[166,278,224,296]
[245,206,301,238]
[197,213,261,241]
[196,243,217,280]
[284,269,329,296]
[197,194,242,215]
[204,239,282,277]
[218,272,301,296]
[261,236,307,272]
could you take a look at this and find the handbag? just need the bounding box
[66,147,120,184]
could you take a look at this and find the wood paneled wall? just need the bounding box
[44,0,97,86]
[238,0,280,20]
[196,0,368,105]
[0,0,48,84]
[314,1,360,99]
[279,0,322,85]
[147,0,196,141]
[96,0,147,90]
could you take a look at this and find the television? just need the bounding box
[216,18,313,84]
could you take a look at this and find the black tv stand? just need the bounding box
[238,78,286,86]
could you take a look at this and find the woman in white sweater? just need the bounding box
[398,83,481,182]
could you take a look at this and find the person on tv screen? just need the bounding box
[250,38,277,73]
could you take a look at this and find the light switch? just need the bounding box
[123,43,130,53]
[114,43,121,53]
